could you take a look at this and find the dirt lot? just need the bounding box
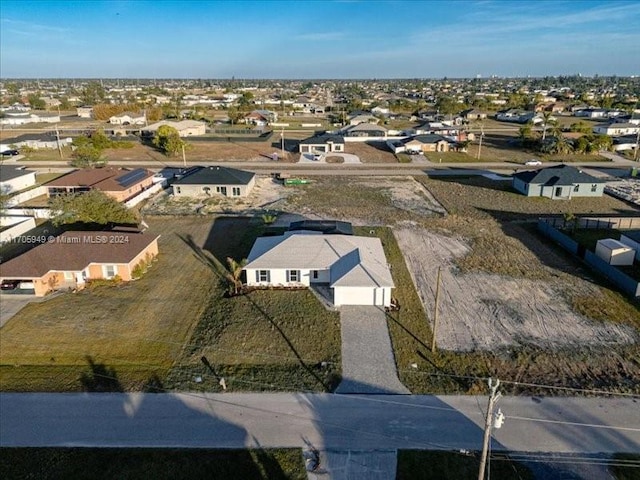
[394,227,638,352]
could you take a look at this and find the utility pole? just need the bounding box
[431,266,442,353]
[181,143,186,168]
[280,128,285,159]
[476,123,484,160]
[478,378,502,480]
[634,128,639,162]
[55,124,63,159]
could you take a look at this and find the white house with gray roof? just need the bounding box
[244,231,394,307]
[512,165,605,199]
[172,166,256,198]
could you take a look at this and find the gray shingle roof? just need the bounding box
[299,134,345,145]
[513,165,605,186]
[173,166,255,186]
[245,232,394,288]
[0,165,34,182]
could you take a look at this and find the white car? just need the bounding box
[525,159,542,166]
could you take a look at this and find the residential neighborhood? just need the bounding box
[1,1,640,479]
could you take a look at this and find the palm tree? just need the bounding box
[225,257,247,295]
[541,111,554,142]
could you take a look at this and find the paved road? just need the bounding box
[336,306,410,394]
[1,393,638,454]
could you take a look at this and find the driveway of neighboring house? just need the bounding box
[0,292,62,327]
[298,153,361,164]
[335,306,410,394]
[0,294,36,327]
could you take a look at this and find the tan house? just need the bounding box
[76,106,93,118]
[142,120,206,137]
[403,134,452,153]
[0,230,160,296]
[44,167,156,202]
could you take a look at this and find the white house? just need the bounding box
[593,123,640,137]
[109,112,146,125]
[76,106,93,118]
[0,165,37,194]
[244,231,394,307]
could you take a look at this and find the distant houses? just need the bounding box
[1,133,73,150]
[298,133,345,154]
[142,120,207,137]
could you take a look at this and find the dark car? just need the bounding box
[1,149,19,156]
[0,280,20,290]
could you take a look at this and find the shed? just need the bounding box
[595,239,635,266]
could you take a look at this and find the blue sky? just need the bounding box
[1,0,639,78]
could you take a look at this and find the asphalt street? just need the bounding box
[1,393,638,454]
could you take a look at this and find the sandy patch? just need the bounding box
[394,226,638,351]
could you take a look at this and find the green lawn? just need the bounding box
[0,448,307,480]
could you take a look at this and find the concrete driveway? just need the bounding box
[0,294,37,327]
[336,306,410,394]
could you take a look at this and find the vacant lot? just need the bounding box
[417,175,639,220]
[344,141,399,163]
[0,448,306,480]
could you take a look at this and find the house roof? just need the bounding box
[245,232,394,288]
[343,123,387,133]
[405,134,450,145]
[513,165,605,186]
[173,166,255,186]
[3,133,71,143]
[289,220,353,235]
[45,167,154,192]
[299,133,345,145]
[0,165,35,182]
[0,231,160,279]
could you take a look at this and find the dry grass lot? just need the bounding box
[344,141,399,163]
[0,217,219,391]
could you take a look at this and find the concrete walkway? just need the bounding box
[308,450,398,480]
[335,306,410,394]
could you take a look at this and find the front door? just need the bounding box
[555,187,563,198]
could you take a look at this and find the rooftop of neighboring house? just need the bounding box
[514,165,605,185]
[0,230,159,278]
[45,167,154,191]
[172,166,255,186]
[0,165,35,182]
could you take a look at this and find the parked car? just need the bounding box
[1,149,19,156]
[0,280,20,290]
[525,159,542,166]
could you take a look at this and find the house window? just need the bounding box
[103,265,117,279]
[312,270,319,280]
[216,186,228,196]
[574,185,580,192]
[232,187,241,196]
[287,270,300,282]
[63,271,74,281]
[175,186,181,194]
[256,270,270,282]
[591,184,598,192]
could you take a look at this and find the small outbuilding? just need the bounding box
[595,238,635,266]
